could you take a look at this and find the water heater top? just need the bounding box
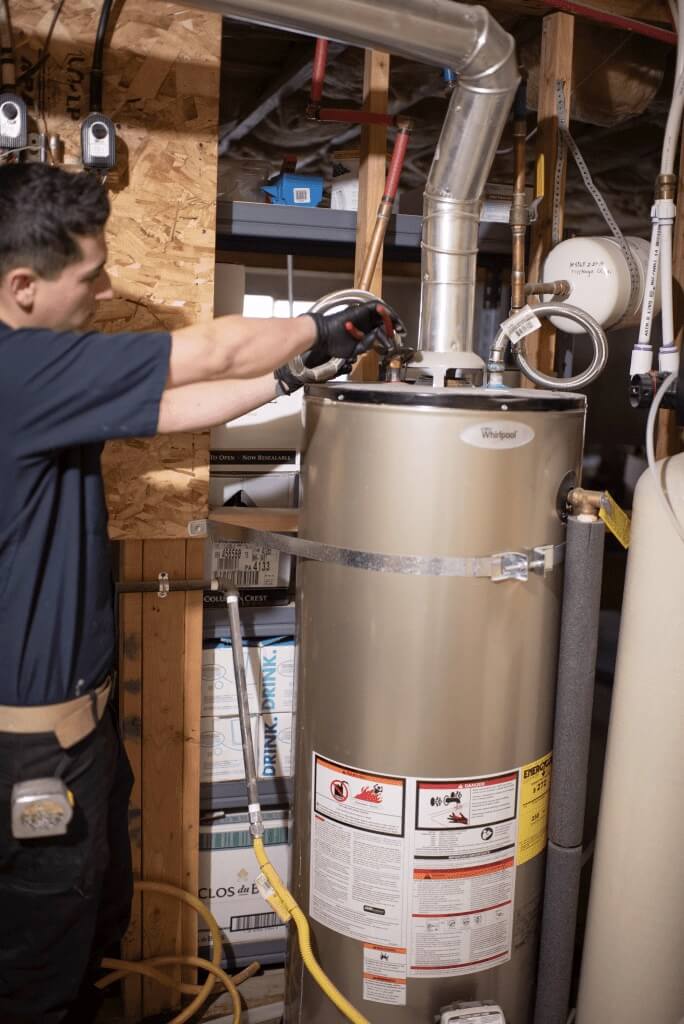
[305,382,586,413]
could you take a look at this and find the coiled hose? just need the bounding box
[96,879,260,1024]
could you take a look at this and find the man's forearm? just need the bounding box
[157,374,279,434]
[168,315,316,388]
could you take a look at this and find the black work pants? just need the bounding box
[0,705,134,1023]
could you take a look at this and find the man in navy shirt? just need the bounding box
[0,163,403,1023]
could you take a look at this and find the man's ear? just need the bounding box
[6,267,39,312]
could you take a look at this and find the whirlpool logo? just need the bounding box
[460,420,535,450]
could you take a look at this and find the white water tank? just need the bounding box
[542,235,659,334]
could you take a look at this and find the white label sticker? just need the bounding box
[500,306,542,344]
[211,542,280,588]
[293,187,311,204]
[310,755,409,946]
[363,944,407,1006]
[309,756,521,980]
[460,421,535,450]
[408,858,515,977]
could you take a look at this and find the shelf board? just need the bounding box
[217,200,512,259]
[200,777,293,811]
[209,506,299,537]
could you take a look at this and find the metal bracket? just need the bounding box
[491,545,558,583]
[157,571,170,598]
[188,519,208,538]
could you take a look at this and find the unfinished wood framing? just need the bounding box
[527,12,575,377]
[117,538,204,1019]
[12,0,220,538]
[352,49,390,383]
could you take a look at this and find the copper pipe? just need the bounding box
[526,279,571,299]
[510,117,528,312]
[358,123,412,292]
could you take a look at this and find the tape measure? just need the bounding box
[552,79,641,313]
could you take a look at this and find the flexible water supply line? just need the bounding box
[488,302,608,390]
[224,591,372,1024]
[95,879,259,1023]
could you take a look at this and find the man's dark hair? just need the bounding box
[0,163,110,280]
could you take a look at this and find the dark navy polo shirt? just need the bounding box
[0,323,171,706]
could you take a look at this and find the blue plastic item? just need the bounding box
[261,172,324,207]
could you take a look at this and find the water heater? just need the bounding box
[286,383,585,1024]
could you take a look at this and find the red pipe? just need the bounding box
[542,0,677,45]
[383,125,411,201]
[310,38,329,105]
[317,107,396,126]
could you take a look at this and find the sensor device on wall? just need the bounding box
[80,112,116,170]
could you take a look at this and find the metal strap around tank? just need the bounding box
[233,527,565,581]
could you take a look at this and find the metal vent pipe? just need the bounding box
[186,0,519,358]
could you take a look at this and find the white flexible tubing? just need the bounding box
[645,371,684,544]
[661,71,684,176]
[660,219,675,348]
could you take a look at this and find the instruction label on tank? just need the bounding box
[310,755,410,946]
[310,757,533,985]
[362,945,407,1006]
[407,770,519,978]
[517,752,552,865]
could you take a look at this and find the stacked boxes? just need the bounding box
[201,638,295,783]
[198,810,291,952]
[208,393,301,605]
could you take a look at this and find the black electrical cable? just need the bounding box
[89,0,114,112]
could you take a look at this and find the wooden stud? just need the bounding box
[527,12,575,378]
[181,539,205,979]
[656,131,684,458]
[487,0,669,19]
[352,49,390,383]
[141,539,188,1016]
[118,541,144,1021]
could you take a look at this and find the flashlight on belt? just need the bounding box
[11,779,74,839]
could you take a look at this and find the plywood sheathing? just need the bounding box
[12,0,220,539]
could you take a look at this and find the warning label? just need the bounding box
[310,755,528,980]
[310,755,409,946]
[362,944,407,1006]
[408,858,515,977]
[517,752,552,865]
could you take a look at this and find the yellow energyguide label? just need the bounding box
[517,752,553,865]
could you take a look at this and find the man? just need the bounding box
[0,162,404,1024]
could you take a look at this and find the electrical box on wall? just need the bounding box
[0,93,28,150]
[80,112,116,170]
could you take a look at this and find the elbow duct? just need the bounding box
[182,0,519,360]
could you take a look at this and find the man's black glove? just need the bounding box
[274,300,407,395]
[306,300,406,366]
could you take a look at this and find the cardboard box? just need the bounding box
[202,641,259,718]
[200,716,258,783]
[210,391,303,467]
[199,811,291,950]
[208,471,297,592]
[258,712,293,779]
[258,638,295,714]
[208,470,297,510]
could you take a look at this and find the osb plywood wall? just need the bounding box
[12,0,221,538]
